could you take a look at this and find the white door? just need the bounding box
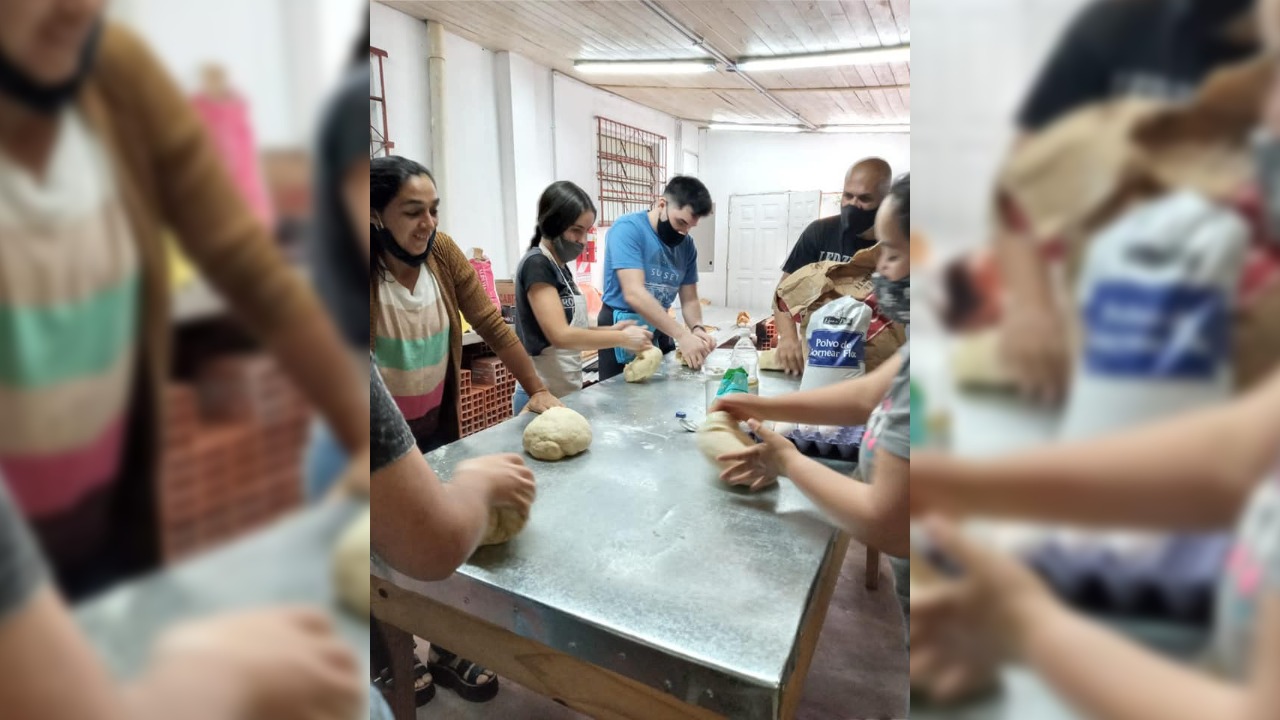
[787,191,821,254]
[727,193,789,310]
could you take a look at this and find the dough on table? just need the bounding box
[758,348,784,371]
[624,347,662,382]
[333,507,371,616]
[695,411,754,468]
[675,349,688,367]
[480,507,527,546]
[523,406,592,460]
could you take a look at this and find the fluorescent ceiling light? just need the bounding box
[708,123,803,133]
[574,60,715,75]
[737,45,909,72]
[819,124,910,133]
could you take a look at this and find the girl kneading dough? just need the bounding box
[512,181,653,413]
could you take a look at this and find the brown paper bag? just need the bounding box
[774,247,907,372]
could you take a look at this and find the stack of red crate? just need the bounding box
[763,318,778,350]
[158,355,310,564]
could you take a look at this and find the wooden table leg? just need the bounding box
[375,618,417,720]
[779,533,851,719]
[865,546,880,591]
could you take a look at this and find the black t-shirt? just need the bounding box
[309,64,371,349]
[781,215,876,274]
[371,359,416,473]
[514,247,579,357]
[1017,0,1257,132]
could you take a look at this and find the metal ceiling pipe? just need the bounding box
[639,0,817,130]
[428,20,449,227]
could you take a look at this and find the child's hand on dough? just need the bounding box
[716,420,795,491]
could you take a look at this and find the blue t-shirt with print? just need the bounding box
[601,210,698,312]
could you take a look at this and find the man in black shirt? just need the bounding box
[997,0,1257,404]
[772,157,892,375]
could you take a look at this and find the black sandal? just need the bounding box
[428,647,500,702]
[373,660,436,707]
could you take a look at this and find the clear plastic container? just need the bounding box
[703,346,759,409]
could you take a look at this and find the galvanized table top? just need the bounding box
[77,500,369,679]
[373,356,857,719]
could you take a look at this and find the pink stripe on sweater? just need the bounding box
[0,415,126,518]
[394,383,447,421]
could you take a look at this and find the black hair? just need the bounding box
[371,155,433,216]
[889,173,910,240]
[662,176,713,217]
[369,156,435,350]
[352,17,369,67]
[530,181,597,249]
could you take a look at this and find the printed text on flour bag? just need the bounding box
[1083,281,1227,379]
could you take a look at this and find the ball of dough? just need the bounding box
[333,508,371,616]
[480,507,527,546]
[695,411,754,468]
[624,347,663,382]
[758,348,784,371]
[523,406,592,460]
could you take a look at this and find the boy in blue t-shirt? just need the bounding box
[599,176,717,380]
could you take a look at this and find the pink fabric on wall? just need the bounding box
[192,93,275,229]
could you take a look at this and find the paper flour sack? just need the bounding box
[1060,191,1248,441]
[800,296,874,392]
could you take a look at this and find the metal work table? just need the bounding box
[77,500,369,679]
[372,355,859,720]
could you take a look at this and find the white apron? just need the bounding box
[530,246,587,397]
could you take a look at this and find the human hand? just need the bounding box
[525,389,564,414]
[998,302,1068,406]
[709,394,770,424]
[455,453,537,518]
[910,518,1056,703]
[715,419,796,491]
[619,325,654,354]
[146,607,362,720]
[692,326,717,351]
[774,334,805,376]
[678,331,712,370]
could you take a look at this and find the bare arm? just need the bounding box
[772,270,798,346]
[728,352,900,426]
[0,588,129,720]
[917,367,1280,530]
[617,269,692,340]
[782,449,909,556]
[528,284,635,351]
[678,284,704,330]
[369,447,491,581]
[1013,595,1247,720]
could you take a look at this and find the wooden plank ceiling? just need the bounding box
[378,0,909,127]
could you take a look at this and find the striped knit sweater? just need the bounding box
[372,266,451,421]
[0,109,138,523]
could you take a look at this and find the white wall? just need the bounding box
[698,131,911,305]
[370,2,432,167]
[115,0,365,149]
[440,31,508,272]
[913,0,1090,258]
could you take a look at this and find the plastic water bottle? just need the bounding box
[728,328,759,392]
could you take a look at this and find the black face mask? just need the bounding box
[374,221,434,267]
[657,209,686,248]
[0,22,103,115]
[549,236,585,263]
[841,204,878,239]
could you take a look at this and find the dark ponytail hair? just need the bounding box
[370,156,435,351]
[529,181,596,249]
[889,173,910,239]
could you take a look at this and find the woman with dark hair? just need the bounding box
[511,181,653,414]
[370,156,562,453]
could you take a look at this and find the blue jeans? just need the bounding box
[512,384,531,415]
[369,683,394,720]
[304,419,349,502]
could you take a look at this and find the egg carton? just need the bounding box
[786,426,863,461]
